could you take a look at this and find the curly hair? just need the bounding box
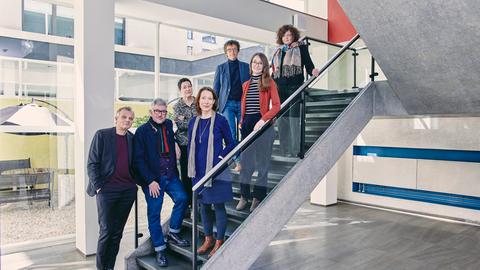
[276,24,300,45]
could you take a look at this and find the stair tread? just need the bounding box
[137,249,192,270]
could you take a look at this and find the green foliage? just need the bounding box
[133,115,149,128]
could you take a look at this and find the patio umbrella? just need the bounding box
[0,100,74,173]
[0,102,74,135]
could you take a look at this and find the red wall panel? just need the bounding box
[328,0,357,43]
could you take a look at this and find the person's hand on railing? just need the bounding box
[149,181,160,198]
[312,68,320,77]
[253,119,266,131]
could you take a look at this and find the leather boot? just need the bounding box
[197,235,215,254]
[208,239,225,258]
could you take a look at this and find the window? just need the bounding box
[187,30,193,40]
[187,46,193,55]
[115,17,125,45]
[23,0,74,38]
[23,0,52,34]
[53,5,74,38]
[202,35,216,44]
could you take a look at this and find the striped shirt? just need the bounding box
[245,75,261,114]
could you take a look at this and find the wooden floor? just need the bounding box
[2,202,479,270]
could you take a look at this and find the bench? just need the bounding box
[0,158,31,174]
[0,159,52,206]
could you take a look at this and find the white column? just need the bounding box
[74,0,115,255]
[310,164,338,206]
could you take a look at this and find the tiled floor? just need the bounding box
[1,202,479,270]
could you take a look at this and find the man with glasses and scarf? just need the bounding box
[133,98,189,267]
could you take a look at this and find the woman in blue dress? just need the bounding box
[187,87,235,258]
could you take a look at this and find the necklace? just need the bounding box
[198,118,210,144]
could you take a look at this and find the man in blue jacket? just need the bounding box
[213,40,250,145]
[133,98,189,267]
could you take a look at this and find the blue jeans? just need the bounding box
[142,176,187,251]
[223,100,241,142]
[200,203,227,240]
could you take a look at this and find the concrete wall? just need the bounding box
[337,0,480,115]
[336,116,480,223]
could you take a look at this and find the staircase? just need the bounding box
[135,89,360,269]
[128,34,378,270]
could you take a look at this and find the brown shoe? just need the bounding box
[197,235,215,254]
[208,239,225,258]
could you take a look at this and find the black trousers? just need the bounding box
[179,144,192,207]
[96,188,136,270]
[239,113,275,200]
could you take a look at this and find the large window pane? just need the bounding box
[117,70,155,102]
[0,57,75,247]
[115,17,125,45]
[0,58,20,96]
[23,0,52,34]
[53,5,74,38]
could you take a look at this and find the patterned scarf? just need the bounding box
[188,113,216,187]
[149,118,169,154]
[272,45,303,79]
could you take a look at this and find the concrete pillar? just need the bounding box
[310,164,338,206]
[74,0,115,255]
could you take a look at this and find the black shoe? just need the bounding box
[155,251,168,267]
[167,232,191,247]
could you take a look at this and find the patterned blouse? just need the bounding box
[173,96,196,146]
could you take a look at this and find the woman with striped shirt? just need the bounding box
[236,52,281,212]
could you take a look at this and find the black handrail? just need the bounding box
[190,33,360,269]
[303,36,356,50]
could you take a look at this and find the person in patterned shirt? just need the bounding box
[173,78,196,210]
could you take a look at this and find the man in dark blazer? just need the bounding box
[87,106,137,270]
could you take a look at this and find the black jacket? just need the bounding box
[86,127,135,196]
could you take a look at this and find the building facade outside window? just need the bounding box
[187,30,193,40]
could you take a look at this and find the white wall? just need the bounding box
[0,0,22,30]
[336,117,480,223]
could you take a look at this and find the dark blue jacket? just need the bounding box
[213,60,250,113]
[133,119,178,188]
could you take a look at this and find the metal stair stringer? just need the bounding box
[202,82,375,270]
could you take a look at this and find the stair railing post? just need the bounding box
[299,91,306,159]
[352,49,359,88]
[134,193,138,248]
[192,191,198,270]
[369,56,378,82]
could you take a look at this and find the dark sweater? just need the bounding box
[228,59,243,101]
[103,134,136,192]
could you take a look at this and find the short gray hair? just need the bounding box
[151,98,167,108]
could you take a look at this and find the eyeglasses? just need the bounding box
[226,48,238,52]
[252,61,263,66]
[152,109,167,114]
